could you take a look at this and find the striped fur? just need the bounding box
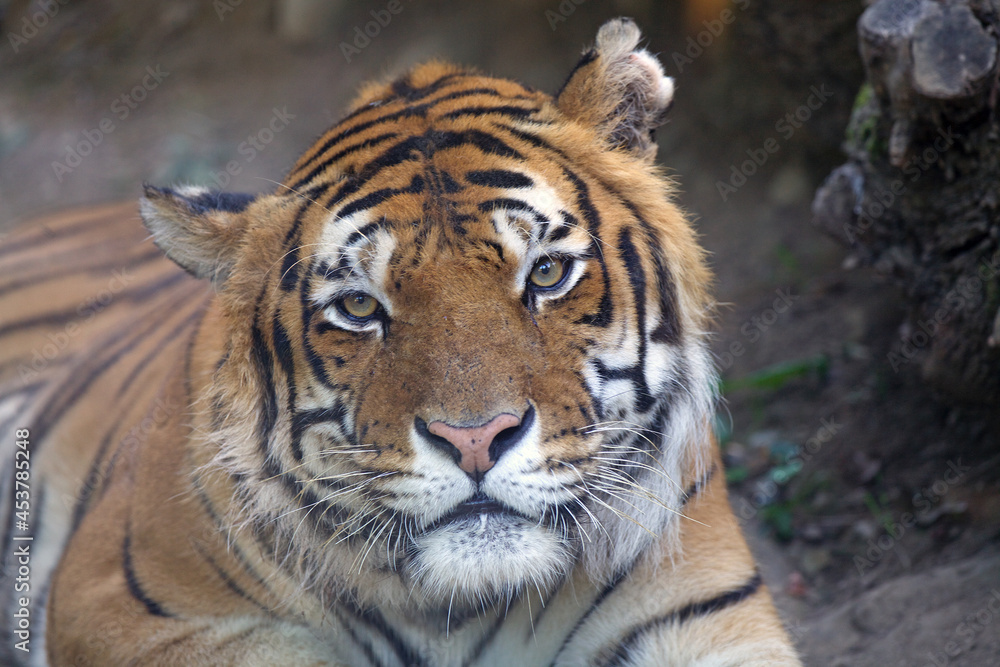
[1,19,799,666]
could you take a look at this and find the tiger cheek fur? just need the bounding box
[1,17,801,667]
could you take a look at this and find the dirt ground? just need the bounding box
[1,2,998,665]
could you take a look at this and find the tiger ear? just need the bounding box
[556,17,674,161]
[140,185,257,284]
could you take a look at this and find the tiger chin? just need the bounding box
[1,18,801,667]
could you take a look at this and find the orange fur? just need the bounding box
[1,19,798,666]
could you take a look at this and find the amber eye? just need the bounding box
[340,293,379,320]
[529,257,567,289]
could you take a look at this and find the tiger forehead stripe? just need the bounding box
[287,73,544,192]
[311,212,398,288]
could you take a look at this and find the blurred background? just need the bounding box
[1,1,998,664]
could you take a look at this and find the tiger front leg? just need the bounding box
[46,608,343,667]
[555,449,802,666]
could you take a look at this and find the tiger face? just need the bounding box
[141,19,715,614]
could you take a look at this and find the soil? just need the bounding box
[1,2,997,665]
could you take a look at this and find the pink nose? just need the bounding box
[427,413,521,475]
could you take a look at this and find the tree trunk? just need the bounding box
[813,0,1000,405]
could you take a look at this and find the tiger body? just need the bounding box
[0,20,800,666]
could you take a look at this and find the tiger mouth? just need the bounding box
[423,492,530,532]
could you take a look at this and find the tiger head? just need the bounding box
[140,19,715,613]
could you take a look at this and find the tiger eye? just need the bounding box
[529,258,566,289]
[341,293,379,319]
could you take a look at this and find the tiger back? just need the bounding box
[1,19,800,666]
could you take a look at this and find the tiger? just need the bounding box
[0,18,800,666]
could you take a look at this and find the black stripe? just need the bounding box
[342,600,427,667]
[192,541,272,614]
[335,609,385,667]
[556,48,598,100]
[441,104,537,121]
[550,558,640,666]
[336,174,426,220]
[317,129,523,215]
[290,403,348,463]
[114,306,205,399]
[387,71,465,103]
[614,228,654,412]
[275,201,313,295]
[294,72,476,178]
[466,616,506,664]
[612,198,682,345]
[466,169,534,189]
[0,208,114,258]
[482,240,505,263]
[433,129,524,159]
[279,237,303,292]
[0,268,191,339]
[300,270,341,390]
[272,314,301,461]
[70,422,128,532]
[288,132,398,191]
[246,294,353,535]
[190,472,276,601]
[348,134,435,184]
[431,86,528,104]
[550,211,577,242]
[280,199,311,252]
[560,167,612,328]
[184,190,256,214]
[343,219,391,250]
[123,525,171,617]
[27,274,200,454]
[477,197,543,218]
[681,463,717,507]
[648,248,681,344]
[494,123,565,157]
[250,320,279,460]
[597,573,763,667]
[297,107,432,179]
[1,232,152,281]
[501,135,679,344]
[0,245,163,299]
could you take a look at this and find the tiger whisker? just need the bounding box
[353,510,394,574]
[573,484,657,539]
[590,478,708,527]
[255,177,334,214]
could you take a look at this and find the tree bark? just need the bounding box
[813,0,1000,405]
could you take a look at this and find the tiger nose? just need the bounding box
[419,408,534,477]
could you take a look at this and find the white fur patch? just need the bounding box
[409,513,572,602]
